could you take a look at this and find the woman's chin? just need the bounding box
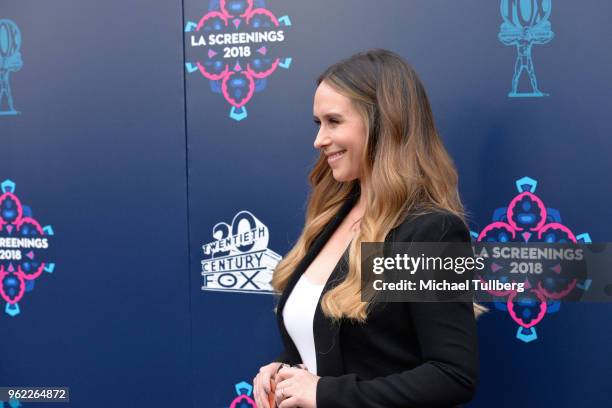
[331,170,356,183]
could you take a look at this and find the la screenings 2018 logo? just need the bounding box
[472,177,591,343]
[185,0,292,121]
[201,210,281,294]
[0,180,55,317]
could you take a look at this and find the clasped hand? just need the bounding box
[253,362,320,408]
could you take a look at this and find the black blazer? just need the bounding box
[274,187,480,408]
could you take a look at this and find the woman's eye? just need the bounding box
[313,118,339,126]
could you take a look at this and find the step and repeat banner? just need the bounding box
[2,1,611,407]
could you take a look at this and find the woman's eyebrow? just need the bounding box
[313,112,344,121]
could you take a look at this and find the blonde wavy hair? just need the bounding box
[272,49,488,323]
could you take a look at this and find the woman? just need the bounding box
[253,48,486,408]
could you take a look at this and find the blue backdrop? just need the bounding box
[2,1,611,407]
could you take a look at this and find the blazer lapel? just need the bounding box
[312,239,351,376]
[276,185,359,376]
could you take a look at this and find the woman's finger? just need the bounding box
[261,372,271,393]
[278,394,298,408]
[255,373,270,408]
[255,374,265,408]
[274,381,292,407]
[275,366,297,383]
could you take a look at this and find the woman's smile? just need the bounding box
[327,149,347,164]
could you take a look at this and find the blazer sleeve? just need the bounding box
[316,211,480,408]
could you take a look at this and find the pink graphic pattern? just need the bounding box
[0,179,54,317]
[185,0,291,120]
[473,177,591,342]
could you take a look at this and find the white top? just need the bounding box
[282,274,326,375]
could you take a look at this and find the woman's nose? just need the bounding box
[313,129,330,149]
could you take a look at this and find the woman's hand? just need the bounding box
[253,361,282,408]
[274,366,321,408]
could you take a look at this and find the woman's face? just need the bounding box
[313,81,367,182]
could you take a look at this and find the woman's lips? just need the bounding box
[327,150,346,163]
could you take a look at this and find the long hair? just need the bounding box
[272,49,488,322]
